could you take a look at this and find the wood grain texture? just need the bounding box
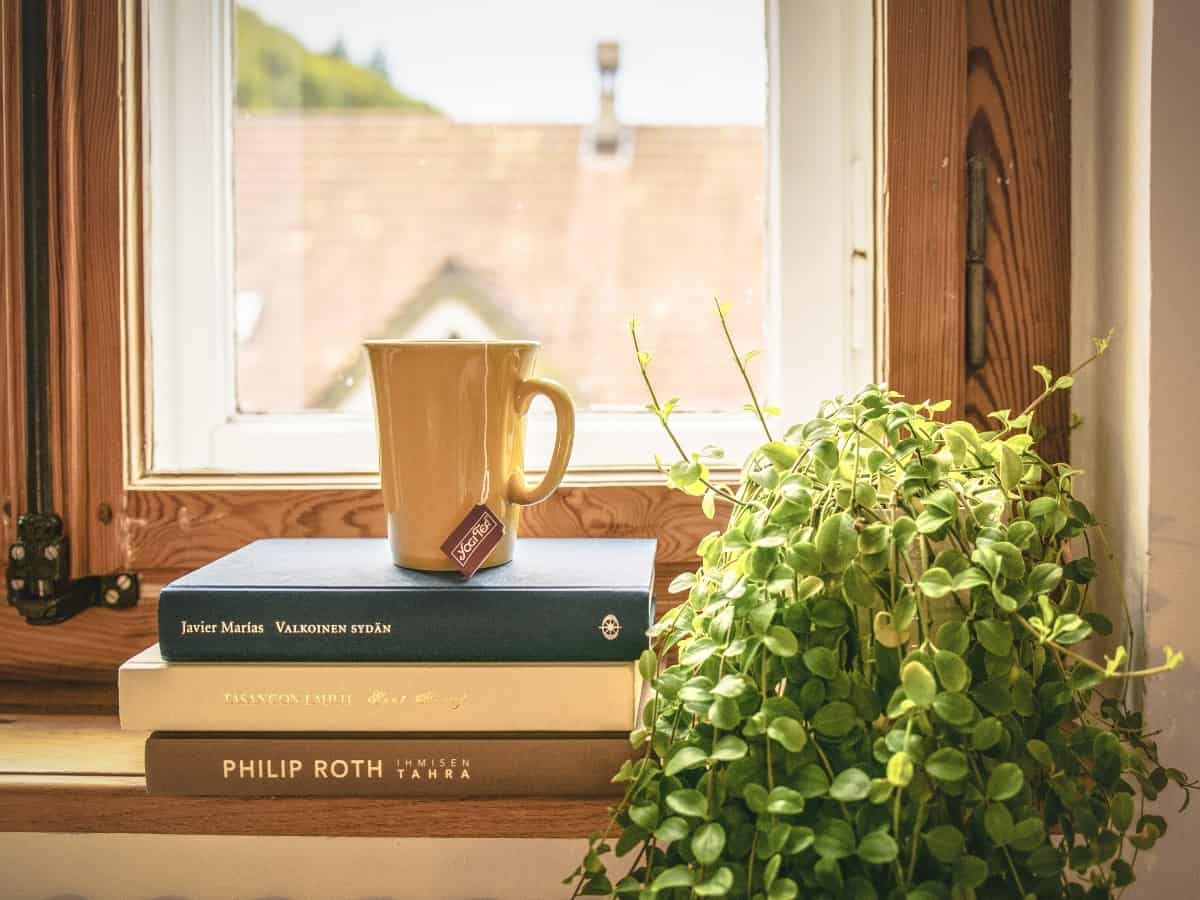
[0,715,614,837]
[0,777,614,837]
[0,484,713,683]
[121,484,724,572]
[964,0,1071,460]
[885,0,967,411]
[0,0,24,554]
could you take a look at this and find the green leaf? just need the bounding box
[767,715,808,752]
[975,619,1013,657]
[972,678,1014,717]
[925,488,959,516]
[764,625,799,658]
[924,824,965,863]
[654,816,689,843]
[1033,364,1053,388]
[681,638,719,667]
[998,444,1023,491]
[842,564,878,608]
[629,801,659,831]
[693,867,735,897]
[812,701,858,738]
[917,507,953,534]
[893,516,918,549]
[887,752,915,787]
[701,488,716,520]
[857,830,899,864]
[666,789,708,818]
[918,567,955,598]
[954,855,989,890]
[1010,817,1046,852]
[901,661,937,708]
[987,762,1024,800]
[651,865,695,890]
[829,768,871,802]
[665,745,709,776]
[1025,738,1054,770]
[814,819,857,859]
[710,734,749,761]
[711,674,751,698]
[812,438,840,470]
[795,764,830,798]
[761,441,800,470]
[953,566,990,591]
[932,692,977,727]
[767,878,798,900]
[1028,562,1063,596]
[691,822,726,865]
[708,697,741,729]
[984,803,1015,845]
[788,541,821,577]
[796,574,824,602]
[803,646,839,679]
[638,649,657,682]
[934,650,971,692]
[766,785,806,815]
[668,572,696,594]
[937,620,970,655]
[816,512,859,573]
[1110,792,1135,831]
[925,747,969,782]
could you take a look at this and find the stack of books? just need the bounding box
[118,537,655,798]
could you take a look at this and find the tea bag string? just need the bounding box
[479,344,490,505]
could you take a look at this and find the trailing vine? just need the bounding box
[566,307,1193,899]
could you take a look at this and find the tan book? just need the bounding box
[145,732,631,797]
[119,645,641,733]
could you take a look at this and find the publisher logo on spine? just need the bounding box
[599,614,621,640]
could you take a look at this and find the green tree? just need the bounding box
[235,7,437,112]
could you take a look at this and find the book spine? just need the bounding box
[145,733,630,797]
[120,659,640,733]
[157,588,652,662]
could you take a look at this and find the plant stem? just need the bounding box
[713,297,773,442]
[631,322,747,508]
[996,339,1111,441]
[1014,614,1178,679]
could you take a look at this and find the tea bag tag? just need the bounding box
[439,344,504,578]
[440,504,505,578]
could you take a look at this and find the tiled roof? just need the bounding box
[234,113,766,414]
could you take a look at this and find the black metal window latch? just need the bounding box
[6,0,138,625]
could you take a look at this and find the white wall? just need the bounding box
[1073,0,1200,894]
[1140,0,1200,891]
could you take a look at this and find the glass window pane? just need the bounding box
[233,0,767,416]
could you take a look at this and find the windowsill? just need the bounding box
[0,713,613,838]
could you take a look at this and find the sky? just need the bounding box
[240,0,767,125]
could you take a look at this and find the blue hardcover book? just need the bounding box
[157,538,656,662]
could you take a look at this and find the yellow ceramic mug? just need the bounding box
[364,340,575,571]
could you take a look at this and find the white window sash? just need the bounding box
[143,0,875,477]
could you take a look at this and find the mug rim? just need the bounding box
[363,339,540,348]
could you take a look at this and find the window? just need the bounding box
[144,0,874,475]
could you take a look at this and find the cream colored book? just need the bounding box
[119,645,642,733]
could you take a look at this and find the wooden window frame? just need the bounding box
[0,0,1070,700]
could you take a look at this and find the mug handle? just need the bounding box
[508,377,575,506]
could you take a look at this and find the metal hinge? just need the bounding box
[966,156,987,370]
[7,514,139,625]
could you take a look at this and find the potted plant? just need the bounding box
[567,306,1192,899]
